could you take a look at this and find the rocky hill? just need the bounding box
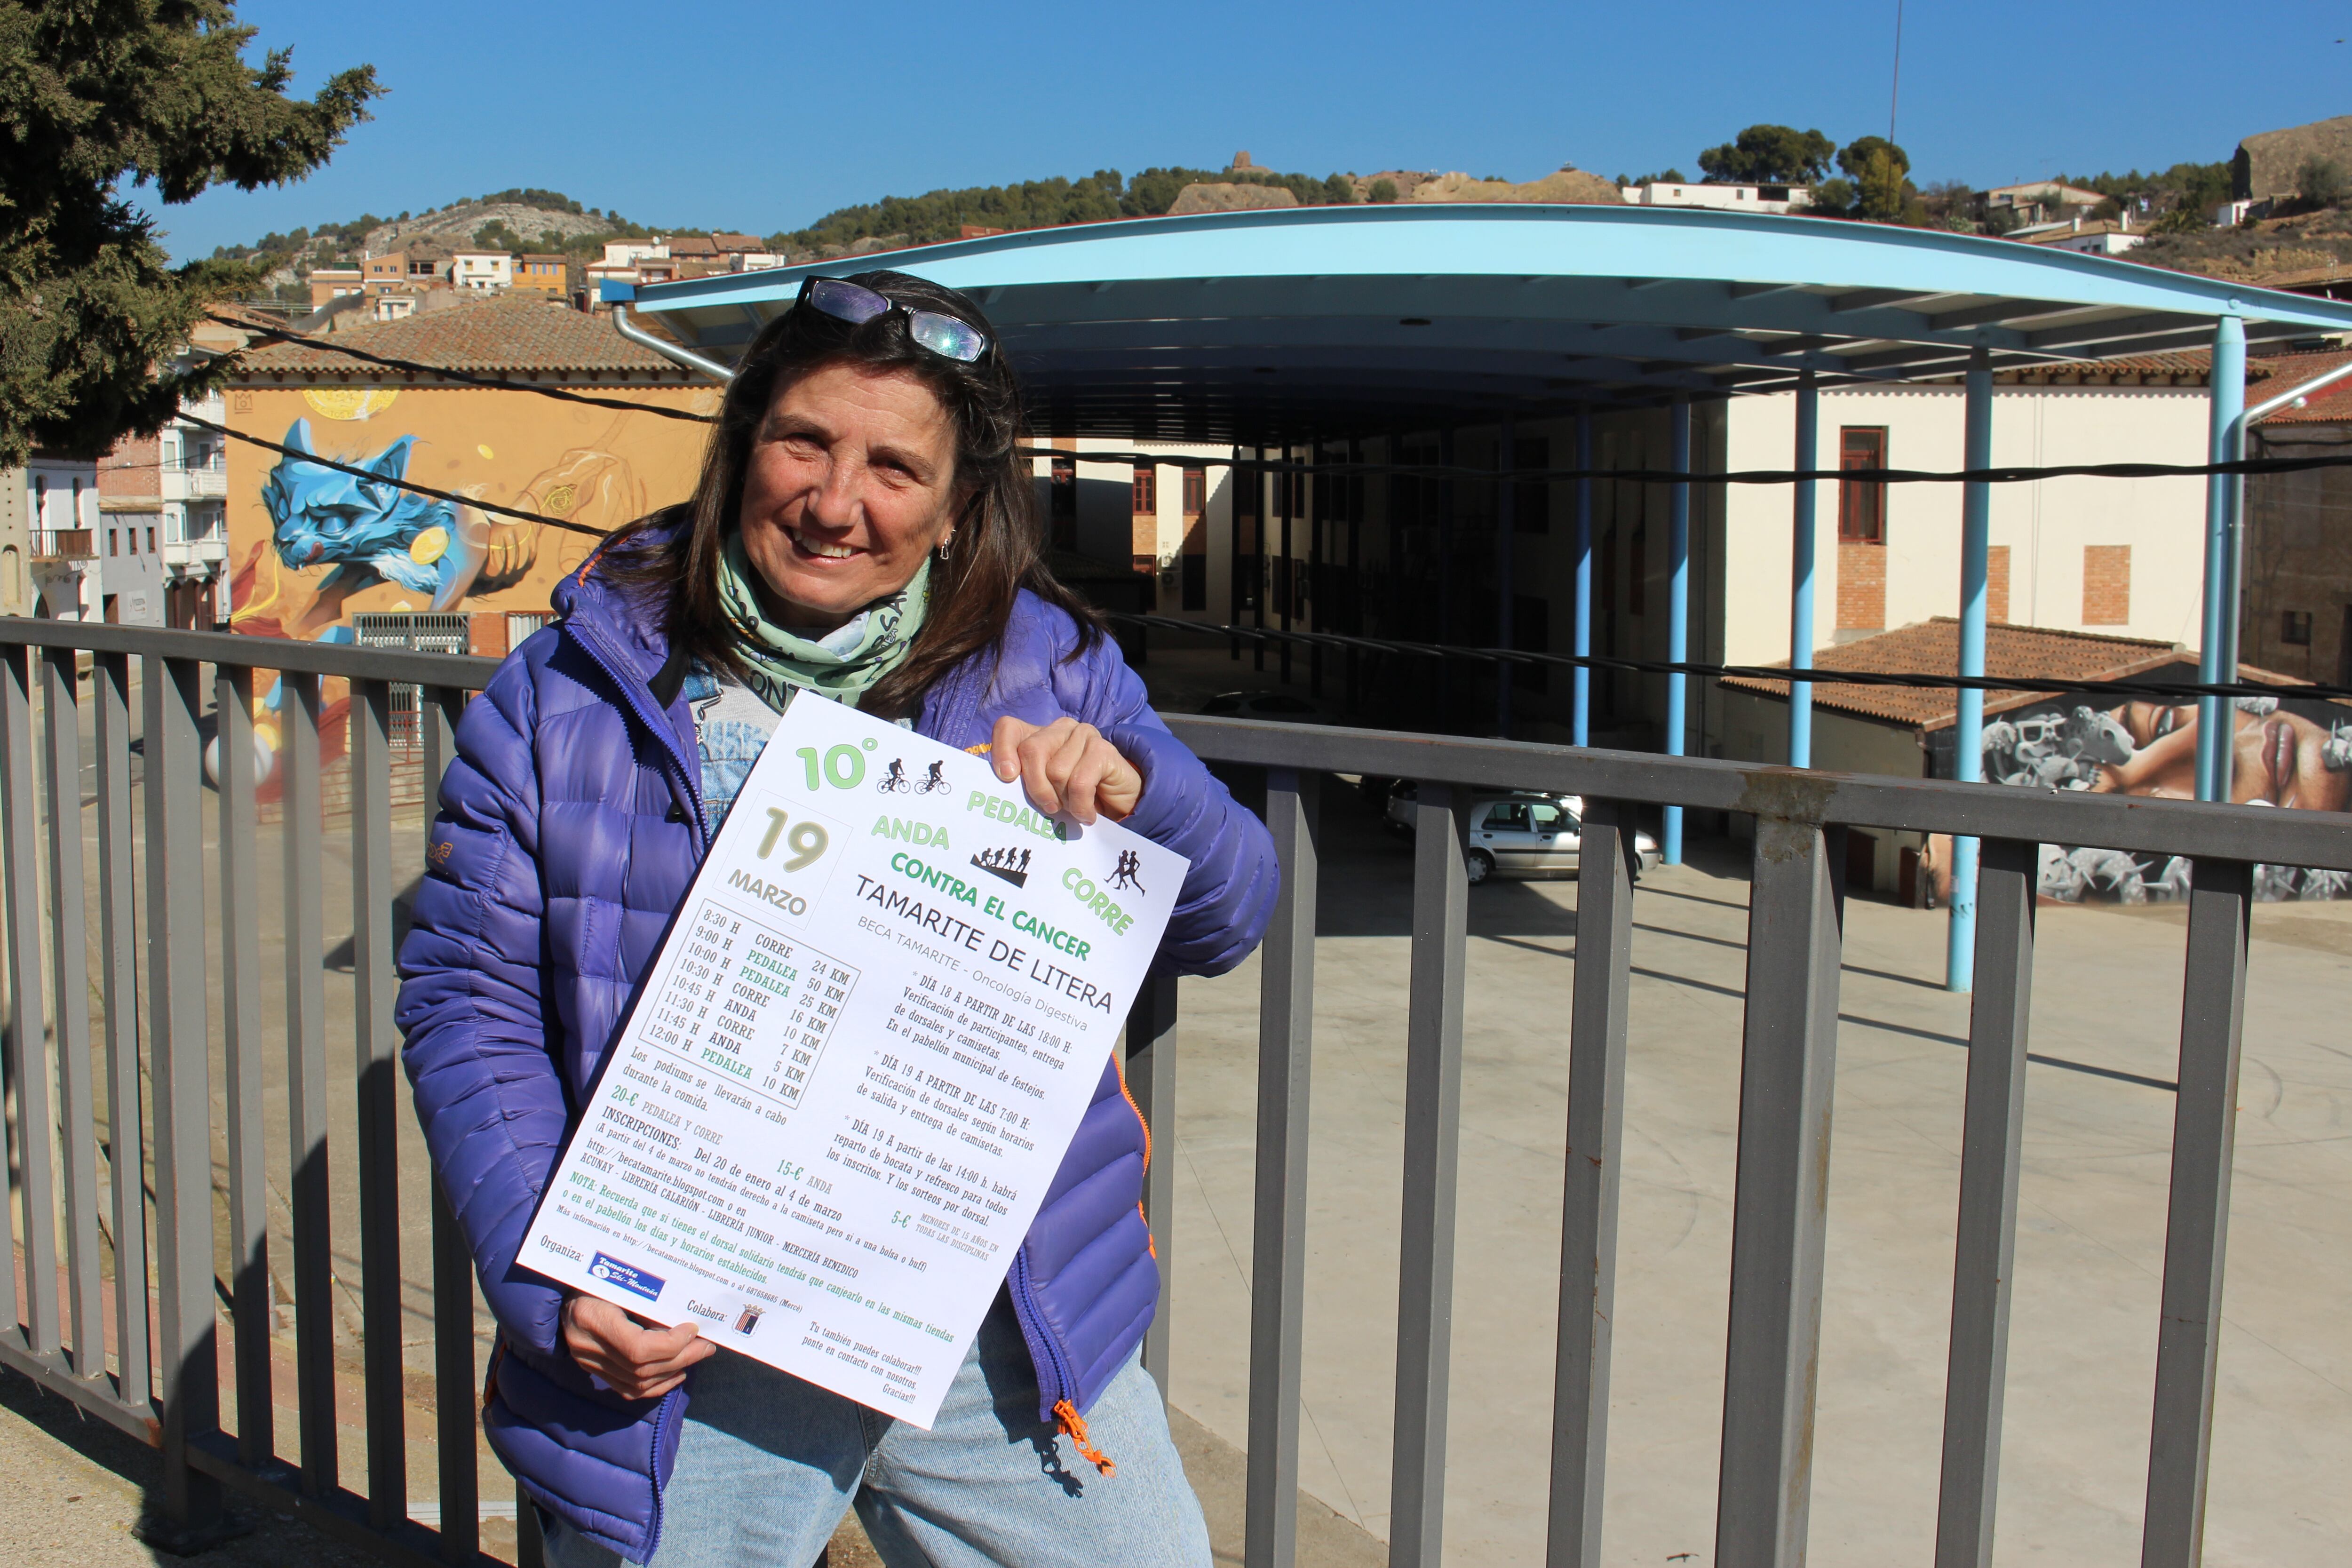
[362,199,614,254]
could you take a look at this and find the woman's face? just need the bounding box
[2233,708,2352,812]
[737,362,962,630]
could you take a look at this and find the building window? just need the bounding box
[2282,609,2313,645]
[1181,467,1206,517]
[108,529,118,556]
[147,526,156,554]
[1512,594,1549,691]
[1838,427,1887,542]
[1131,465,1156,515]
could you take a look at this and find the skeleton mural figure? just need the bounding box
[260,420,539,636]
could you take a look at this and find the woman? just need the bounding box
[397,271,1278,1567]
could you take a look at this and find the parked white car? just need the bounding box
[1385,783,1661,884]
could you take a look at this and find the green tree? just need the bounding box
[1836,136,1919,222]
[0,2,381,465]
[2297,156,2348,210]
[1696,124,1835,185]
[1368,177,1399,203]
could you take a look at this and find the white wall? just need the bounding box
[1719,382,2210,666]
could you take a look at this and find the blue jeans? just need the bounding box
[544,1293,1211,1568]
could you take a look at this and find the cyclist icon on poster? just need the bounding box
[877,758,951,794]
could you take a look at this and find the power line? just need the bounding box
[180,409,2352,707]
[179,413,607,539]
[1104,613,2352,708]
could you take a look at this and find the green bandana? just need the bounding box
[715,532,930,712]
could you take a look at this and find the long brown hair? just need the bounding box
[600,269,1103,717]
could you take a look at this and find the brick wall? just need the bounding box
[1987,545,2010,622]
[1836,542,1885,631]
[2082,544,2131,625]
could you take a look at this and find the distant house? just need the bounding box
[511,253,570,297]
[1619,181,1812,215]
[2017,214,2145,256]
[449,249,514,292]
[308,266,364,307]
[1979,181,2107,225]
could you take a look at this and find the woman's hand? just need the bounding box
[562,1293,715,1400]
[991,715,1143,824]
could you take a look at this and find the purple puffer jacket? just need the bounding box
[396,529,1278,1562]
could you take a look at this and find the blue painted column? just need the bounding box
[1788,374,1820,766]
[1947,347,1994,993]
[2196,314,2246,801]
[1664,395,1691,863]
[1573,409,1594,747]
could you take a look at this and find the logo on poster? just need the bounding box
[587,1252,667,1302]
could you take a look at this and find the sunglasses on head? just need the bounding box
[795,277,990,364]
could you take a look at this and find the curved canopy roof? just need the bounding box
[624,204,2352,443]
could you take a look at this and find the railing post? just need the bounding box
[41,646,106,1384]
[1788,374,1820,768]
[1548,800,1637,1568]
[350,678,408,1527]
[1716,816,1843,1568]
[1,643,59,1361]
[144,653,225,1536]
[215,664,274,1463]
[93,651,149,1411]
[1125,968,1181,1393]
[424,687,482,1564]
[1947,347,1994,992]
[2195,318,2247,802]
[2140,857,2251,1568]
[1935,837,2036,1568]
[1390,780,1470,1568]
[1248,767,1319,1568]
[1572,409,1593,748]
[282,671,338,1496]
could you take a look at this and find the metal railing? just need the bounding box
[0,620,2329,1568]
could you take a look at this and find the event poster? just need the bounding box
[519,694,1184,1426]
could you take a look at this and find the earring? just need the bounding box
[937,533,954,561]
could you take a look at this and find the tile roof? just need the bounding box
[2241,347,2352,424]
[1718,618,2184,729]
[232,296,688,379]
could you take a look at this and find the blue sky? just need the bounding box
[157,0,2352,262]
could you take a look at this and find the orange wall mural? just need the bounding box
[226,382,717,642]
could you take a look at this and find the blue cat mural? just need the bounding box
[261,420,526,615]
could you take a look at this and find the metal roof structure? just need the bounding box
[619,203,2352,442]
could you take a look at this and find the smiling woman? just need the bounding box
[395,269,1278,1568]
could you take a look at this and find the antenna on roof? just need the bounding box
[1889,0,1905,144]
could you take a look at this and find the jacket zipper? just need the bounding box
[563,618,711,847]
[1008,1246,1077,1412]
[644,1382,683,1557]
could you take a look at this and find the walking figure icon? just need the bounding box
[1109,850,1144,893]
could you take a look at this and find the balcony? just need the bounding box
[163,535,229,578]
[31,528,95,561]
[161,455,228,501]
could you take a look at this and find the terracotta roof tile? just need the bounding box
[232,296,684,379]
[2243,347,2352,424]
[1718,618,2183,729]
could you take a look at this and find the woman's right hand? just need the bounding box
[561,1293,715,1400]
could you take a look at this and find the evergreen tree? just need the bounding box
[0,1,381,463]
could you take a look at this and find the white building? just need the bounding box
[2017,214,2146,256]
[1621,181,1812,215]
[156,395,229,622]
[449,249,515,292]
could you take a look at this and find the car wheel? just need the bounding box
[1465,849,1494,886]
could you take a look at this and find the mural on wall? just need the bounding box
[223,382,712,787]
[1977,688,2352,902]
[229,383,708,644]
